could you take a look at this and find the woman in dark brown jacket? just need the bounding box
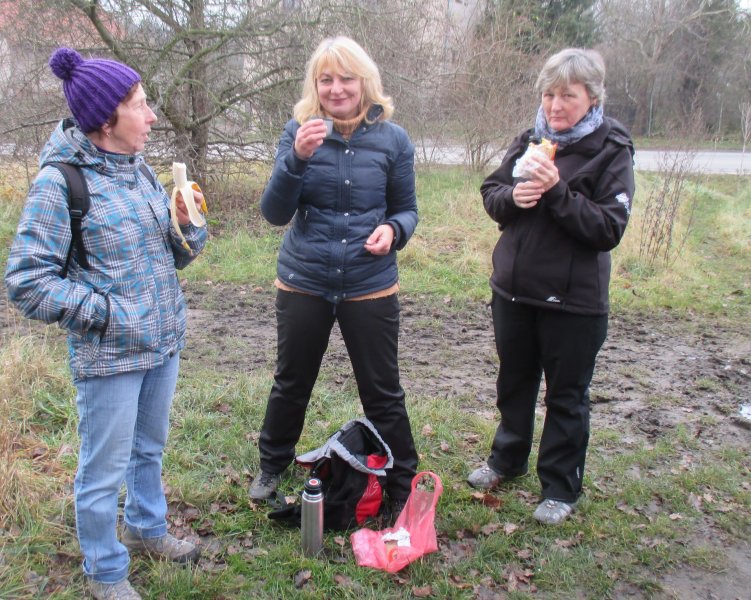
[468,48,635,525]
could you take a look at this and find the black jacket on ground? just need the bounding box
[481,117,635,316]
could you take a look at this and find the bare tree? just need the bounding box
[1,0,460,179]
[638,108,704,268]
[305,0,450,165]
[445,36,539,171]
[61,0,330,184]
[740,101,751,153]
[599,0,744,137]
[3,0,751,182]
[0,0,108,182]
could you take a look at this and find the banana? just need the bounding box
[170,162,207,254]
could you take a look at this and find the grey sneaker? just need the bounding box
[121,528,200,564]
[248,471,280,500]
[533,499,575,525]
[467,464,503,490]
[89,578,142,600]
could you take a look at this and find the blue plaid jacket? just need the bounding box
[4,120,207,379]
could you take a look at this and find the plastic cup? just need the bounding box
[322,118,333,137]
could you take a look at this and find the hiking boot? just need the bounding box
[121,528,200,564]
[248,471,280,500]
[533,499,575,525]
[89,578,142,600]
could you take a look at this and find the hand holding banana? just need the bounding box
[170,162,208,253]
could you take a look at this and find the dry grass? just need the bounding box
[0,334,71,529]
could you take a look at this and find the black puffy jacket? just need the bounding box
[481,117,635,315]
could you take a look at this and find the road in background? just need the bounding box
[427,146,750,175]
[634,150,749,174]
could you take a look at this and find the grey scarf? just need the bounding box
[534,104,604,148]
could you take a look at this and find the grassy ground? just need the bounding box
[1,165,749,598]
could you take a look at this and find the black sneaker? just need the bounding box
[248,471,280,500]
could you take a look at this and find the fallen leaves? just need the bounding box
[332,573,350,586]
[553,531,584,549]
[503,522,519,535]
[479,522,502,536]
[516,548,533,560]
[505,566,536,592]
[478,522,519,536]
[294,569,312,589]
[470,491,504,509]
[439,537,476,565]
[412,584,433,597]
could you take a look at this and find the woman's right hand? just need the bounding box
[294,119,328,159]
[512,180,544,209]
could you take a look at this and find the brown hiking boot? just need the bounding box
[121,528,200,564]
[248,471,281,500]
[89,578,142,600]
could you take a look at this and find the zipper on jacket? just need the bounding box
[510,211,535,298]
[99,295,111,339]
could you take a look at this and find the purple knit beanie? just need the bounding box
[49,47,141,133]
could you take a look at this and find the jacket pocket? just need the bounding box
[93,278,160,362]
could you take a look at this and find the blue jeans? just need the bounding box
[73,353,179,583]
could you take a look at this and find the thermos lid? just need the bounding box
[305,478,322,493]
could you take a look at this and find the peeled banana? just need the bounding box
[170,162,207,254]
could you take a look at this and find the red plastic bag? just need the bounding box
[350,471,443,572]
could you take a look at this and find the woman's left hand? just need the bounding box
[364,224,395,255]
[529,155,560,192]
[175,188,205,226]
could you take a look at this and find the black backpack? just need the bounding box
[268,418,393,531]
[47,161,157,278]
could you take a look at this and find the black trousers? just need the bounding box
[488,294,608,503]
[258,289,418,501]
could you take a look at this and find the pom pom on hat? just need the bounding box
[49,47,141,133]
[49,47,84,81]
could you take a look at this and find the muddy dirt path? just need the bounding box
[181,282,750,449]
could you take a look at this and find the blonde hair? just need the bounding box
[536,48,606,106]
[294,36,394,124]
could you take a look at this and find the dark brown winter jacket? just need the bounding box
[481,117,635,315]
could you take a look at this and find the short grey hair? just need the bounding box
[535,48,606,106]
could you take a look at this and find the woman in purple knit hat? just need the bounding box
[4,48,208,599]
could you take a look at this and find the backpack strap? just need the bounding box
[46,162,90,277]
[138,163,157,189]
[46,162,157,279]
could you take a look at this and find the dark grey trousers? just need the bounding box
[488,294,608,502]
[258,289,417,501]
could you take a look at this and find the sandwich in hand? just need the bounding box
[512,138,557,179]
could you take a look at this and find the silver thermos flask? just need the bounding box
[301,477,324,556]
